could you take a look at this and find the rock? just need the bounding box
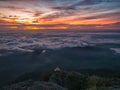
[49,71,88,90]
[0,81,67,90]
[54,67,61,72]
[41,50,46,54]
[33,49,46,54]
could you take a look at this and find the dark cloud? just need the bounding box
[52,0,120,11]
[68,0,102,9]
[52,0,103,11]
[33,11,43,17]
[109,22,120,26]
[82,12,120,20]
[0,5,25,10]
[52,6,75,10]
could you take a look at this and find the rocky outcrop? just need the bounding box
[0,80,67,90]
[1,70,120,90]
[49,71,120,90]
[49,71,88,90]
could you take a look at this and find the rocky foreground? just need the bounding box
[0,69,120,90]
[0,81,67,90]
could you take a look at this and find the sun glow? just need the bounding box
[15,18,32,24]
[24,26,42,30]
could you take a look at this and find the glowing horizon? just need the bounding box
[0,0,120,30]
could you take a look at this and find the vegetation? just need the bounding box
[2,70,120,90]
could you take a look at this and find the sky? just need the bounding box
[0,0,120,30]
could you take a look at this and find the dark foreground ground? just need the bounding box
[0,69,120,90]
[0,44,120,87]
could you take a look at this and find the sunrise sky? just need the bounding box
[0,0,120,30]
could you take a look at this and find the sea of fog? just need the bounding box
[0,30,120,85]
